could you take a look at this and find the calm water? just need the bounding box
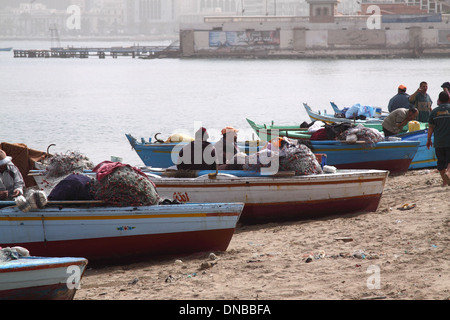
[1,40,450,166]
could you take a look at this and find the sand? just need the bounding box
[74,169,450,300]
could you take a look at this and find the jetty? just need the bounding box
[13,43,180,59]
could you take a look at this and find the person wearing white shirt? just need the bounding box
[0,150,25,200]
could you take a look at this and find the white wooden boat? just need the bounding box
[31,169,388,224]
[144,169,388,223]
[0,202,243,262]
[0,256,87,300]
[303,103,385,130]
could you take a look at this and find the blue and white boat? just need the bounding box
[126,132,419,174]
[0,201,243,262]
[396,129,436,169]
[125,133,261,169]
[247,119,425,173]
[0,256,87,300]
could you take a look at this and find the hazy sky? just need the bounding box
[0,0,74,10]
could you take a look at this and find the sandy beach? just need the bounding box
[74,169,449,301]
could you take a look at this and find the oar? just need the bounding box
[0,201,16,207]
[46,200,105,205]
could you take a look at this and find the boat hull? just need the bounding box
[303,103,384,129]
[125,133,261,168]
[0,257,87,300]
[147,170,388,224]
[30,169,388,224]
[126,132,418,173]
[246,119,420,173]
[309,140,419,173]
[397,129,437,169]
[0,203,243,262]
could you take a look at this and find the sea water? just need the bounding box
[1,40,449,166]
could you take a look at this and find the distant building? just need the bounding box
[2,0,447,39]
[0,0,311,38]
[306,0,340,23]
[179,0,450,58]
[360,0,450,15]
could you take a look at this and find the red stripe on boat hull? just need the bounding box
[331,159,412,174]
[2,229,236,263]
[240,194,382,224]
[0,283,77,300]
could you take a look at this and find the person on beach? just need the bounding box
[0,150,25,200]
[388,84,410,112]
[427,91,450,186]
[408,81,432,122]
[214,126,240,165]
[382,107,419,137]
[177,127,217,170]
[437,82,450,105]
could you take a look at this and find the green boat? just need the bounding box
[246,116,428,142]
[246,118,312,141]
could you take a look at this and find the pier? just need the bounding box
[13,44,180,59]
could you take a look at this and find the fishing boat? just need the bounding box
[0,256,87,300]
[0,202,243,262]
[125,133,262,168]
[30,168,389,224]
[245,118,312,141]
[303,103,385,131]
[304,103,429,133]
[329,102,387,119]
[395,129,436,169]
[246,119,419,173]
[247,118,432,171]
[0,47,12,52]
[150,169,389,223]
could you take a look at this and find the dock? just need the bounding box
[13,44,180,59]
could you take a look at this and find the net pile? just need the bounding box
[242,149,278,171]
[44,151,94,178]
[90,165,160,207]
[338,125,384,146]
[229,140,323,176]
[279,144,323,175]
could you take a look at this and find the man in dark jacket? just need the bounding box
[177,127,217,170]
[427,91,450,186]
[388,84,410,112]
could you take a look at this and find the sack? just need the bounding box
[48,174,93,201]
[165,133,194,143]
[345,104,375,119]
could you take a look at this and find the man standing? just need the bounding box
[0,150,25,200]
[409,81,433,122]
[388,84,410,112]
[437,81,450,105]
[382,108,419,137]
[427,91,450,186]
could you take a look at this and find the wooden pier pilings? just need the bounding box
[13,45,180,59]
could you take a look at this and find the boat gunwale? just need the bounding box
[0,257,87,273]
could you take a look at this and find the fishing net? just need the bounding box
[242,149,278,172]
[90,165,160,207]
[43,151,94,178]
[338,124,384,146]
[279,144,323,176]
[231,141,323,176]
